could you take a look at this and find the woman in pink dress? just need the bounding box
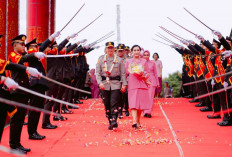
[153,53,163,97]
[89,69,100,98]
[142,50,159,118]
[125,45,150,128]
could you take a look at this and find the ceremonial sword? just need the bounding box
[183,70,232,86]
[76,14,103,35]
[18,86,79,109]
[167,17,197,36]
[183,8,214,31]
[60,3,85,32]
[152,38,171,46]
[0,97,60,117]
[194,85,232,100]
[159,26,186,41]
[40,75,91,95]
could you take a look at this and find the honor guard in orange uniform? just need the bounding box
[8,34,45,154]
[25,35,58,140]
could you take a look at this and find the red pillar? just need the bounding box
[27,0,50,43]
[0,0,7,60]
[7,0,19,58]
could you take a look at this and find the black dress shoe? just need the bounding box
[111,120,118,128]
[11,147,27,154]
[75,100,83,104]
[29,132,44,140]
[195,103,205,107]
[108,124,113,130]
[42,123,57,129]
[147,114,152,118]
[53,116,68,121]
[36,132,46,139]
[207,114,221,119]
[200,106,213,112]
[61,108,73,114]
[18,144,31,152]
[217,120,232,126]
[132,124,137,128]
[144,114,148,117]
[184,95,193,98]
[80,97,88,100]
[125,111,129,117]
[189,99,199,103]
[68,105,79,109]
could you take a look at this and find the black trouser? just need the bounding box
[212,83,224,113]
[53,85,65,113]
[223,89,232,121]
[62,82,71,109]
[196,75,208,104]
[43,83,58,125]
[204,81,212,107]
[10,93,29,148]
[28,86,45,135]
[189,77,197,97]
[0,105,7,143]
[74,73,86,99]
[122,89,129,111]
[102,89,121,120]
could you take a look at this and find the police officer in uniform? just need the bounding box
[8,34,45,154]
[96,42,127,130]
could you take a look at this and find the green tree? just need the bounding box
[161,71,182,97]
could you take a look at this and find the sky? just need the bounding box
[19,0,232,78]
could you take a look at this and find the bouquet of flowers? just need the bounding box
[128,62,151,86]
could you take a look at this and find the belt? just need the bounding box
[102,76,121,81]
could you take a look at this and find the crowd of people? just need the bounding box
[0,29,164,154]
[96,43,160,130]
[174,30,232,126]
[0,32,99,154]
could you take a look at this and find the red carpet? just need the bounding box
[0,98,232,157]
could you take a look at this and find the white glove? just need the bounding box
[188,40,195,45]
[35,52,46,60]
[170,45,177,48]
[211,79,215,86]
[177,45,183,49]
[69,33,78,39]
[51,31,61,39]
[80,39,87,44]
[84,44,91,49]
[223,81,229,88]
[3,77,19,89]
[212,30,222,38]
[195,34,205,41]
[193,75,196,79]
[26,67,42,78]
[180,40,188,45]
[222,50,232,58]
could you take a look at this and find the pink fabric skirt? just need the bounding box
[155,77,162,93]
[128,88,150,110]
[144,86,156,114]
